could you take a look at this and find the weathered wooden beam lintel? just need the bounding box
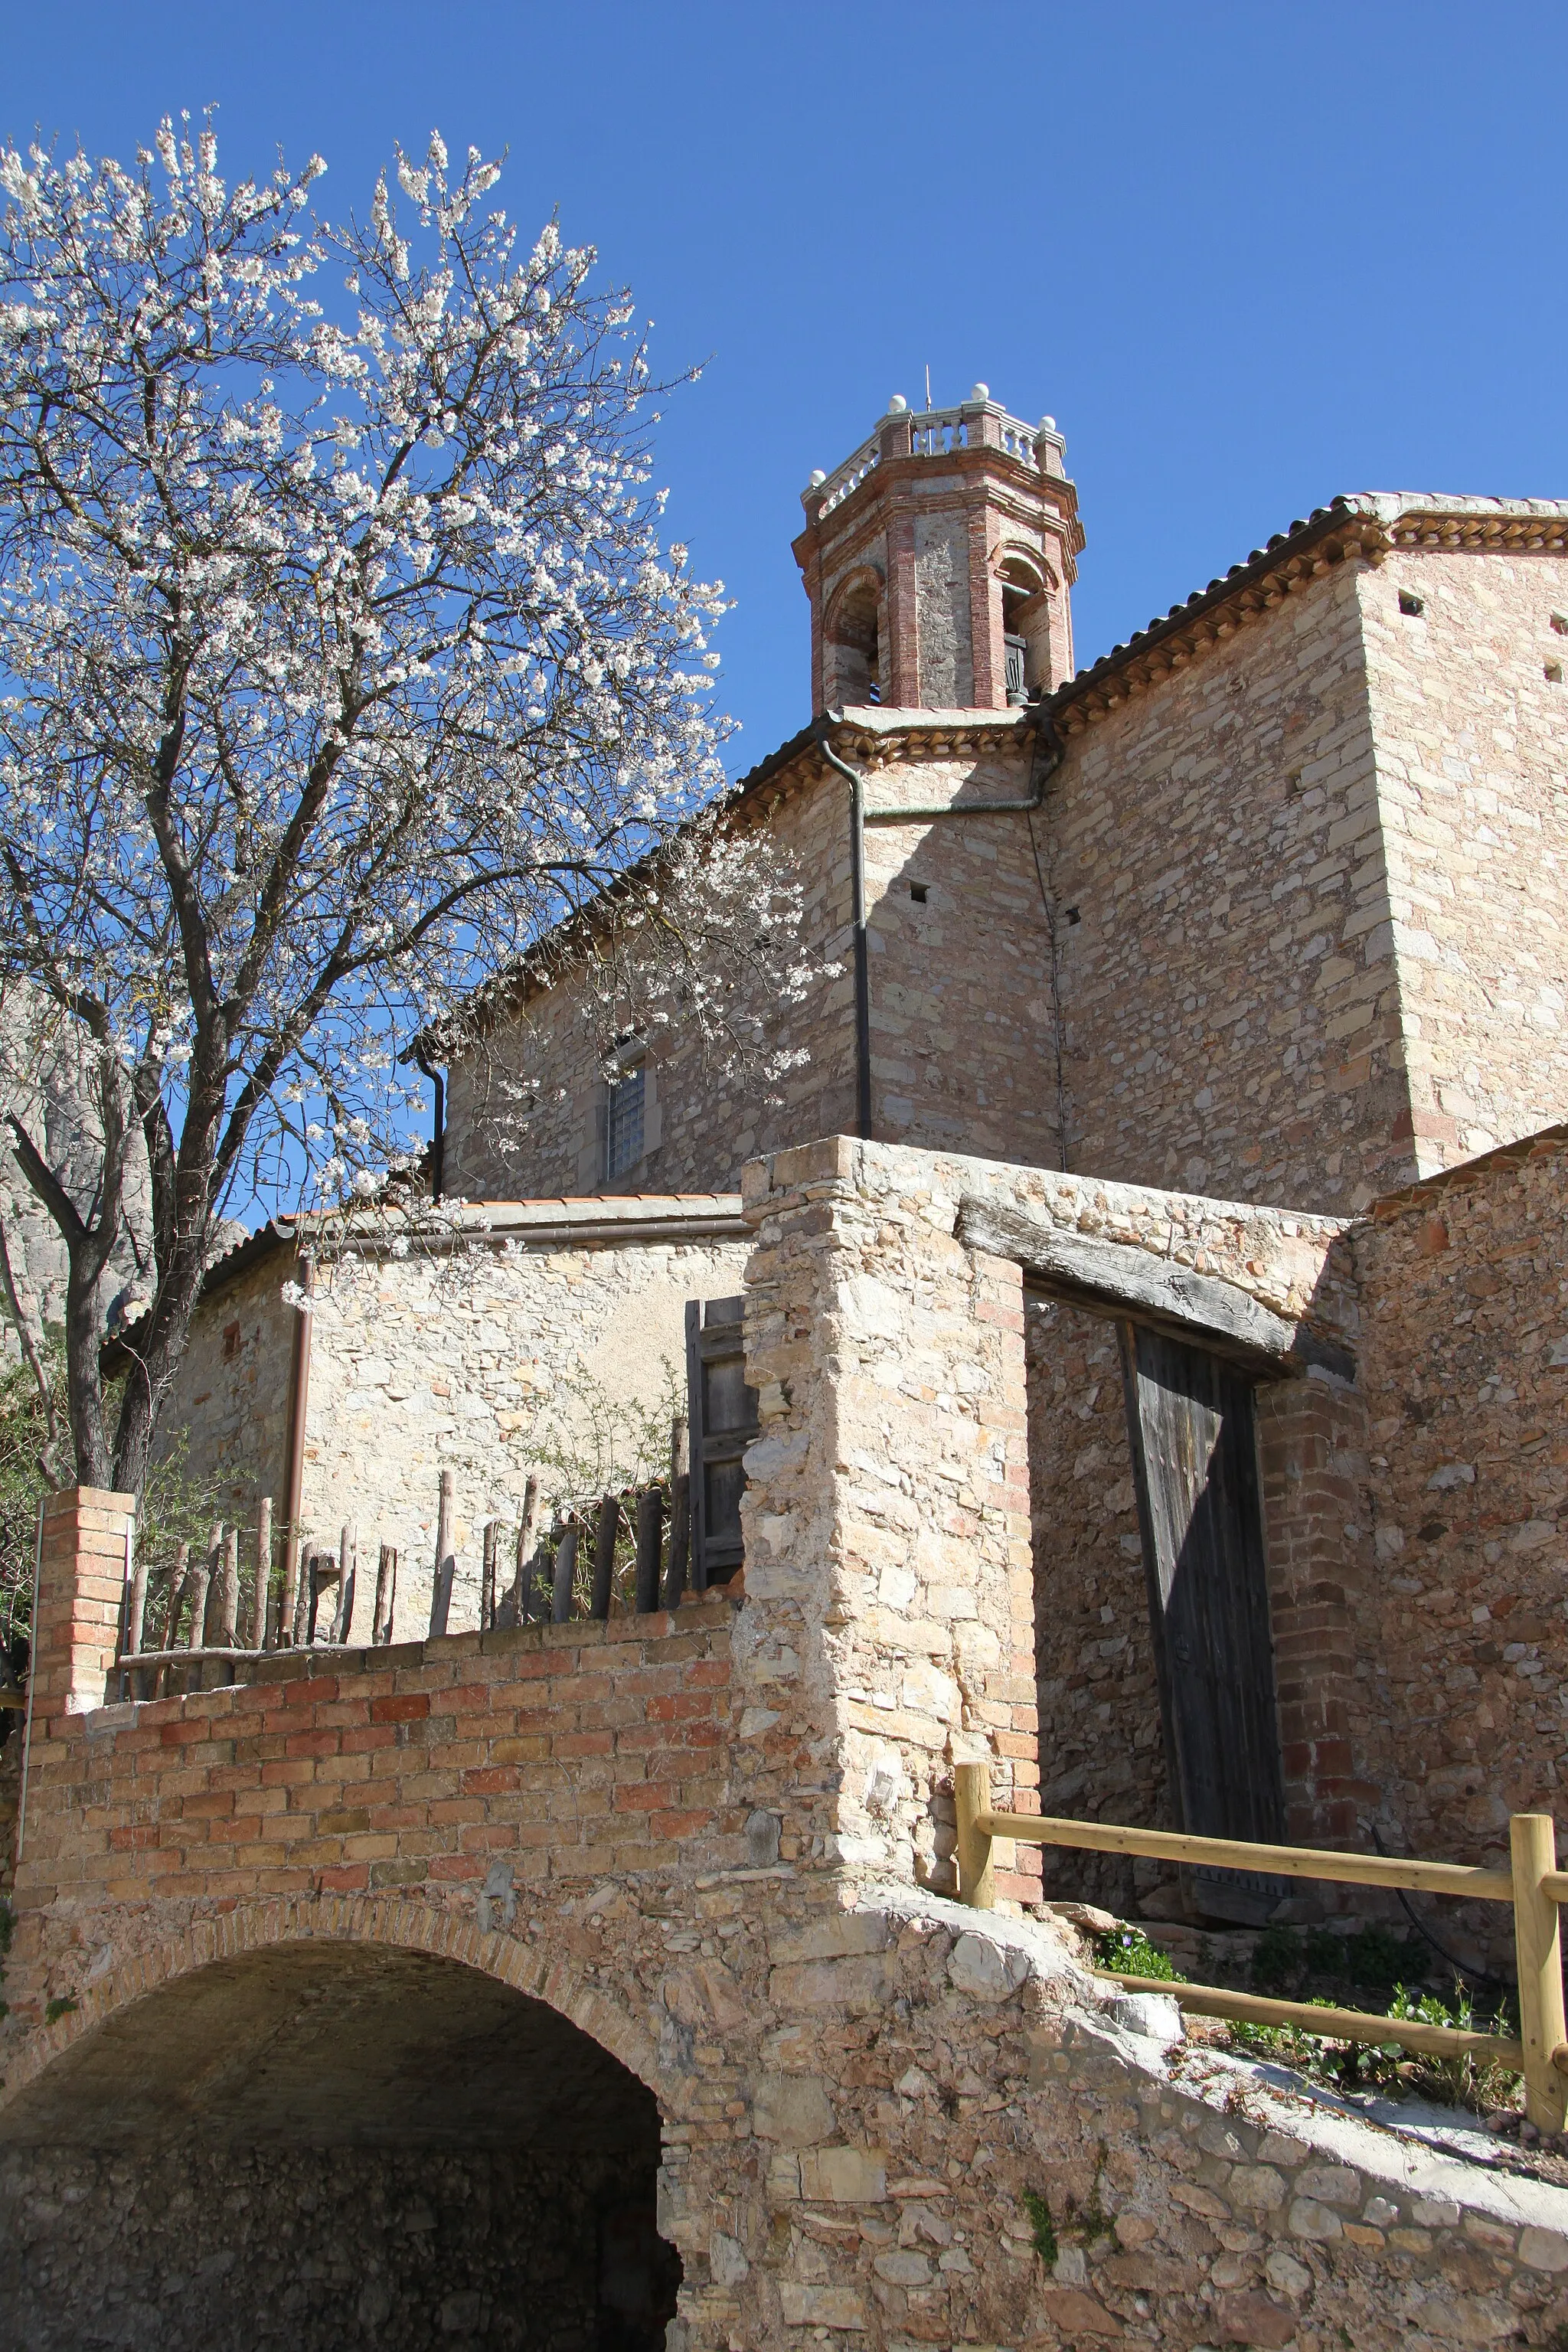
[955,1196,1355,1382]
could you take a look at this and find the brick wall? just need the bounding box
[13,1583,739,1918]
[9,1590,1568,2346]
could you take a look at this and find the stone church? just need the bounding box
[153,389,1568,1921]
[11,394,1568,2350]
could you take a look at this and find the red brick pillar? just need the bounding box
[1256,1381,1369,1854]
[31,1487,136,1723]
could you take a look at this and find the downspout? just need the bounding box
[813,706,1069,1157]
[281,1248,315,1619]
[814,722,874,1140]
[410,1045,446,1203]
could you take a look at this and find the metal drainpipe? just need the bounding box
[813,721,874,1140]
[813,707,1068,1150]
[409,1045,446,1203]
[282,1250,315,1555]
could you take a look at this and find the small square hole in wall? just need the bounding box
[1551,612,1568,635]
[222,1321,241,1361]
[1398,591,1424,618]
[1547,662,1564,685]
[1064,906,1082,926]
[909,881,928,903]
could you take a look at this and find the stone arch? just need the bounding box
[0,1893,691,2350]
[0,1891,682,2133]
[824,564,885,705]
[994,544,1057,697]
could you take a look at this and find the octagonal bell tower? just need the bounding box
[792,386,1084,714]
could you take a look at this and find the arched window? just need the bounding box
[997,554,1054,702]
[825,573,883,707]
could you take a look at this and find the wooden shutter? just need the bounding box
[1119,1322,1287,1922]
[685,1295,758,1589]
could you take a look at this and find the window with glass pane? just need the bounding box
[606,1060,645,1179]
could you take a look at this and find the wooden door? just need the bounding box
[686,1296,758,1589]
[1119,1323,1285,1916]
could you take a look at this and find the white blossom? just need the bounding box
[0,116,808,1492]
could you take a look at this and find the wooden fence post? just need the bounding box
[295,1550,315,1645]
[634,1487,664,1614]
[201,1522,224,1646]
[335,1524,357,1643]
[662,1419,690,1609]
[509,1478,541,1624]
[551,1523,579,1623]
[954,1762,996,1911]
[372,1543,397,1645]
[280,1530,301,1649]
[253,1498,272,1648]
[125,1540,149,1660]
[163,1541,190,1650]
[185,1546,211,1653]
[1511,1812,1568,2131]
[590,1493,619,1621]
[481,1519,498,1632]
[428,1469,456,1638]
[217,1526,240,1646]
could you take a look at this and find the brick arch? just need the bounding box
[0,1890,681,2128]
[824,564,886,704]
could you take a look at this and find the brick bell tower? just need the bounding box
[792,385,1084,714]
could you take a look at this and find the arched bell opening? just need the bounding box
[0,1942,682,2350]
[997,552,1055,702]
[825,570,884,707]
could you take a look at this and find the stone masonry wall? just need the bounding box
[445,766,861,1200]
[155,1214,749,1645]
[10,1145,1568,2347]
[297,1224,748,1641]
[1026,1293,1159,1916]
[1048,561,1412,1214]
[1348,1127,1568,1968]
[1361,547,1568,1173]
[444,721,1067,1201]
[0,2145,665,2352]
[150,1245,299,1523]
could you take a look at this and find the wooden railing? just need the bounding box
[113,1426,709,1698]
[953,1766,1568,2130]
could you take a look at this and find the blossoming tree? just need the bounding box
[0,118,798,1494]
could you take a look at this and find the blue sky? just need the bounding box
[5,1,1563,774]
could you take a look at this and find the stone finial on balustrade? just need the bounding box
[31,1488,136,1724]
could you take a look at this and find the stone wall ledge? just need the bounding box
[867,1881,1568,2262]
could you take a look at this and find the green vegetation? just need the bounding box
[1230,1979,1519,2114]
[1090,1907,1521,2116]
[1255,1919,1411,1998]
[0,1331,235,1657]
[43,1994,77,2024]
[1021,2189,1057,2265]
[1092,1926,1179,1981]
[522,1357,688,1613]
